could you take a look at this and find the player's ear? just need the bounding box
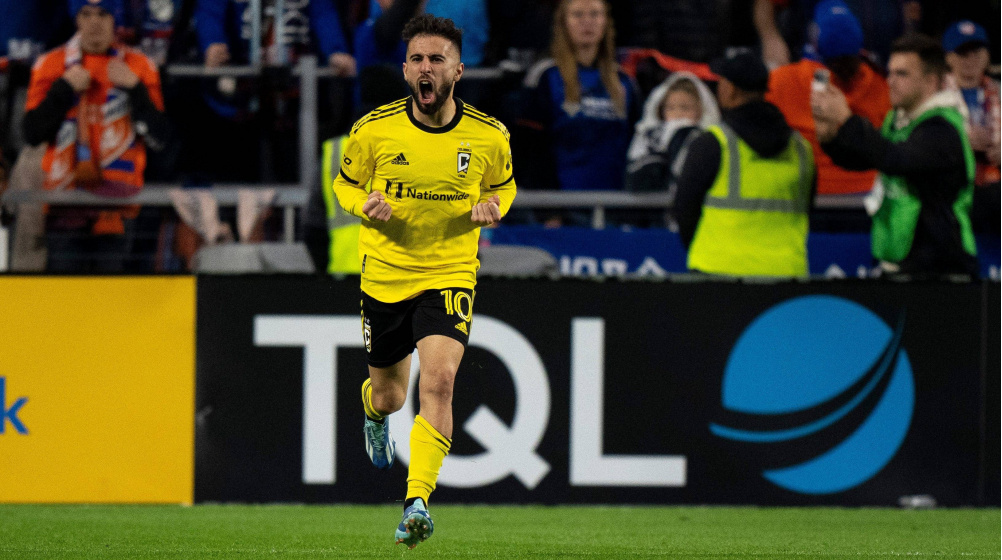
[454,62,464,82]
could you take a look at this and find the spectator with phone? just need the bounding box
[766,0,890,196]
[812,34,978,277]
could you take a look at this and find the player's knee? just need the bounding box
[419,368,455,403]
[372,386,406,415]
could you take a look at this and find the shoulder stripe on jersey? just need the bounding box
[465,113,510,140]
[490,174,514,189]
[353,108,407,133]
[352,100,408,131]
[364,107,407,125]
[371,99,407,114]
[464,106,507,130]
[463,105,495,120]
[339,169,359,185]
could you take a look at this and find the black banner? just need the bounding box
[195,276,999,506]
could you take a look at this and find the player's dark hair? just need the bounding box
[402,14,463,57]
[891,33,948,78]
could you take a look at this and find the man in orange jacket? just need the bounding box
[766,0,890,196]
[23,0,167,272]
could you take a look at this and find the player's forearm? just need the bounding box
[332,178,370,219]
[483,181,516,217]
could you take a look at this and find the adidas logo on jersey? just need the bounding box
[391,153,409,165]
[454,321,469,335]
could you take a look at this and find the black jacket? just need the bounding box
[675,100,811,250]
[820,113,978,277]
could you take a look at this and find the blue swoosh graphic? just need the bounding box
[762,352,914,494]
[709,316,904,443]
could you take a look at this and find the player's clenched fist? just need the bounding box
[362,190,392,221]
[471,195,501,225]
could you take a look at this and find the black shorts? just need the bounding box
[361,288,474,368]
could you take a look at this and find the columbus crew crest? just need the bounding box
[457,142,472,176]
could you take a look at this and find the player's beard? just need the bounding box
[409,78,454,116]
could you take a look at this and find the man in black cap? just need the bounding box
[675,51,816,277]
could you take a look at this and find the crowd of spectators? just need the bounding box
[0,0,997,276]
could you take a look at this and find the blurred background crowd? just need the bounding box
[0,0,997,275]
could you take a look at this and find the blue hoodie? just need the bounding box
[195,0,349,63]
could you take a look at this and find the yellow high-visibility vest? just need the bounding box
[321,137,362,274]
[687,124,813,277]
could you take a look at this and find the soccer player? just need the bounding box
[330,14,516,549]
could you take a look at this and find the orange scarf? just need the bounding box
[44,34,138,196]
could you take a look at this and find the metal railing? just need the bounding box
[1,57,867,240]
[2,185,865,234]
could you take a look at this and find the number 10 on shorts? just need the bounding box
[440,289,474,323]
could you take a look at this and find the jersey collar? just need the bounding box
[406,97,464,134]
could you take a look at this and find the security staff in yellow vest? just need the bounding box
[303,136,363,274]
[676,52,816,277]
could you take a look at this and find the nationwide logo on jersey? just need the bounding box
[404,188,471,202]
[391,153,409,165]
[457,142,472,177]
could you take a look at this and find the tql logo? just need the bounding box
[710,296,914,494]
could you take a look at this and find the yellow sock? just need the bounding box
[361,378,384,421]
[406,415,451,505]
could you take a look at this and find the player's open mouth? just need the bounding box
[418,80,435,104]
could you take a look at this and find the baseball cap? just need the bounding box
[711,51,769,93]
[942,20,989,53]
[69,0,124,24]
[811,0,864,60]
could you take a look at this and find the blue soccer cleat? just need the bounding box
[395,498,434,549]
[363,416,395,469]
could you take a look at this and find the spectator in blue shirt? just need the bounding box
[118,0,186,67]
[519,0,640,197]
[351,0,488,116]
[183,0,355,184]
[353,0,487,71]
[196,0,355,75]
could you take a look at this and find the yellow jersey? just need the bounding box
[331,97,517,303]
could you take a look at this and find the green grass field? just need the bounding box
[0,504,997,559]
